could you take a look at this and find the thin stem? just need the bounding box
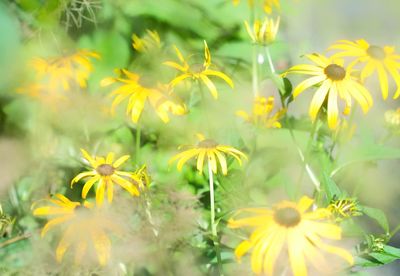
[208,162,223,275]
[252,44,259,97]
[143,192,158,237]
[135,123,141,164]
[389,223,400,240]
[265,46,275,74]
[0,233,31,248]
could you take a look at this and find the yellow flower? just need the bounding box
[132,29,162,53]
[163,41,234,99]
[101,69,186,123]
[244,17,280,45]
[328,197,362,221]
[71,149,142,205]
[329,39,400,99]
[236,96,286,128]
[169,133,247,175]
[285,53,373,129]
[32,194,117,266]
[228,196,354,276]
[31,50,100,91]
[233,0,280,14]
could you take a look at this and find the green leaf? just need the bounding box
[361,206,389,233]
[320,171,341,201]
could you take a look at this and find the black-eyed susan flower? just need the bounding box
[32,194,118,265]
[31,50,99,91]
[101,69,186,123]
[236,96,286,128]
[132,29,162,53]
[233,0,280,14]
[228,196,354,276]
[384,108,400,133]
[71,149,142,205]
[163,41,234,99]
[169,133,247,175]
[244,17,280,45]
[329,39,400,99]
[285,53,373,129]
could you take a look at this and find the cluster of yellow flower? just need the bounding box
[23,1,400,274]
[33,149,149,265]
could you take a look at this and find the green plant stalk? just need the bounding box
[208,162,223,275]
[135,123,141,164]
[252,43,259,97]
[265,46,276,74]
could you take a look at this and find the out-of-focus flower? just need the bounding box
[384,108,400,129]
[163,41,234,99]
[71,149,142,205]
[101,69,186,123]
[32,194,118,266]
[135,164,151,190]
[31,50,100,91]
[228,196,354,276]
[333,119,356,144]
[328,197,362,221]
[329,40,400,99]
[244,17,280,45]
[236,96,285,128]
[169,133,247,175]
[132,29,162,53]
[232,0,280,14]
[285,53,373,129]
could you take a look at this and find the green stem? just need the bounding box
[252,44,259,97]
[208,162,223,275]
[265,46,275,74]
[135,123,141,164]
[389,223,400,240]
[295,119,321,195]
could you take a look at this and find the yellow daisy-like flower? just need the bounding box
[101,69,186,123]
[329,39,400,99]
[244,17,280,45]
[236,96,286,128]
[163,41,234,99]
[31,50,100,91]
[228,196,354,276]
[71,149,142,205]
[285,53,373,129]
[169,134,247,175]
[132,29,162,53]
[32,194,117,265]
[233,0,280,14]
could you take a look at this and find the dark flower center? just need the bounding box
[367,45,385,60]
[198,139,218,148]
[273,207,301,227]
[324,64,346,81]
[96,164,115,176]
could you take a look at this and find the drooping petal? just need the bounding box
[82,175,100,198]
[308,79,330,121]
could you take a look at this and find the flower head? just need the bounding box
[329,39,400,99]
[101,69,186,123]
[285,53,373,129]
[32,194,118,266]
[228,196,354,276]
[236,96,286,128]
[169,133,247,175]
[163,41,234,99]
[71,149,143,205]
[244,17,280,45]
[31,50,99,91]
[328,197,362,222]
[132,29,162,53]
